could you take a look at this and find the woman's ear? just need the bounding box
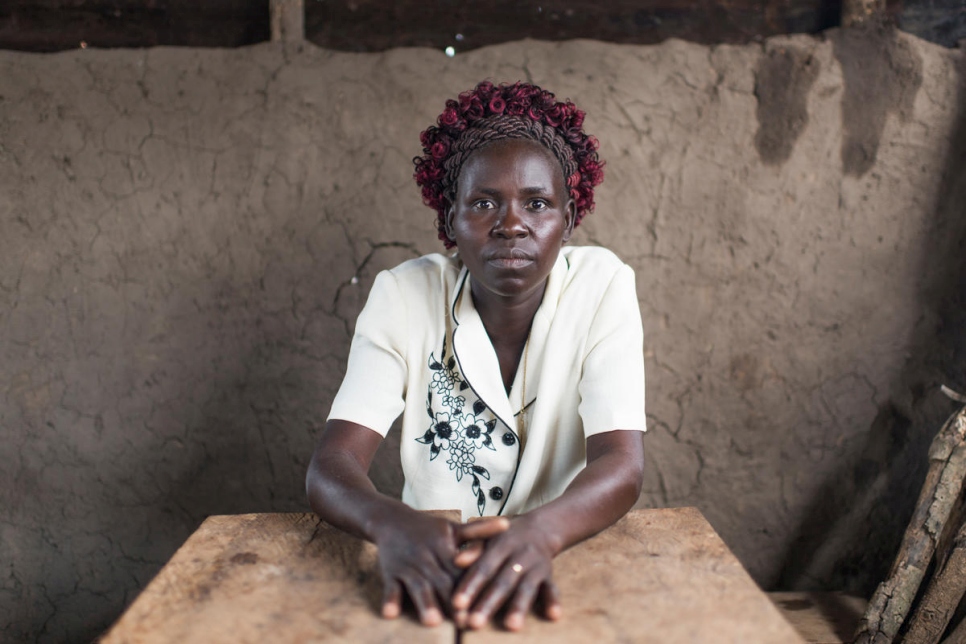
[561,199,576,243]
[444,205,456,242]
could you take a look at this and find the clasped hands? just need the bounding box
[375,513,562,631]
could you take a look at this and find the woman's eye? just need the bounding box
[473,199,495,210]
[527,199,549,211]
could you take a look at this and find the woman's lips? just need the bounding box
[488,257,533,268]
[485,248,535,268]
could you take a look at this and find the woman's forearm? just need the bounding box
[305,420,415,542]
[308,420,475,625]
[524,430,645,556]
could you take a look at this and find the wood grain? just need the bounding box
[854,406,966,644]
[102,508,804,643]
[903,519,966,644]
[464,507,805,643]
[100,512,456,643]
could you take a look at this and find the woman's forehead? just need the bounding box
[458,139,566,191]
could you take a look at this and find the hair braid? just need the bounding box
[414,81,604,248]
[441,116,578,201]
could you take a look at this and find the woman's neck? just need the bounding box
[471,279,545,339]
[470,278,547,393]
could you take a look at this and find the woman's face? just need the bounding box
[446,138,575,305]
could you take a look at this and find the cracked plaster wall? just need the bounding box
[1,33,964,642]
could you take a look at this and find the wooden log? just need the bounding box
[903,519,966,644]
[941,613,966,644]
[852,404,966,644]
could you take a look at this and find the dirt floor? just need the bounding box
[1,28,965,641]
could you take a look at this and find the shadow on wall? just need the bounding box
[776,26,966,595]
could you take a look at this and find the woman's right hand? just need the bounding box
[308,421,461,627]
[374,513,512,626]
[374,511,462,626]
[306,420,514,627]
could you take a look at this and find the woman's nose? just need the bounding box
[493,203,528,238]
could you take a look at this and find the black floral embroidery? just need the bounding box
[416,340,498,515]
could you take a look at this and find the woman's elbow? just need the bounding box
[623,445,645,500]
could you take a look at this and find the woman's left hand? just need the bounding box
[450,429,645,631]
[451,515,562,631]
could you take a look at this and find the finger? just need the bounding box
[434,523,465,578]
[426,561,457,612]
[503,571,541,631]
[457,517,510,542]
[382,579,402,619]
[452,553,507,610]
[400,574,444,626]
[454,607,469,629]
[466,562,526,630]
[454,540,484,569]
[537,580,563,621]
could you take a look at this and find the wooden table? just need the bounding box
[102,508,805,643]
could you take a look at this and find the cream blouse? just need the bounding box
[327,245,646,521]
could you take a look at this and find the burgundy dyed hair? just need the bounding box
[413,81,605,248]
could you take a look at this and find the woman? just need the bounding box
[306,81,646,631]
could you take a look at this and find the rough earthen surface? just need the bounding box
[1,32,964,641]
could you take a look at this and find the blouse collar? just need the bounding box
[450,250,569,432]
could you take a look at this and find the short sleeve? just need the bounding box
[577,264,647,437]
[326,270,408,435]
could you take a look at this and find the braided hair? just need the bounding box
[413,81,605,248]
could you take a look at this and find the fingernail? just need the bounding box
[506,614,524,631]
[382,603,400,619]
[453,593,468,609]
[547,605,563,621]
[423,608,442,626]
[469,613,487,629]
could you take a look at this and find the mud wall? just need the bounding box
[2,32,964,641]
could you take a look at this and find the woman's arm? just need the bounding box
[451,428,645,630]
[306,419,458,625]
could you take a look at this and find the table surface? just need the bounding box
[102,507,805,643]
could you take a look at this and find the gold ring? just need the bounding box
[511,563,523,573]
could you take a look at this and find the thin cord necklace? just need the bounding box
[519,334,531,440]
